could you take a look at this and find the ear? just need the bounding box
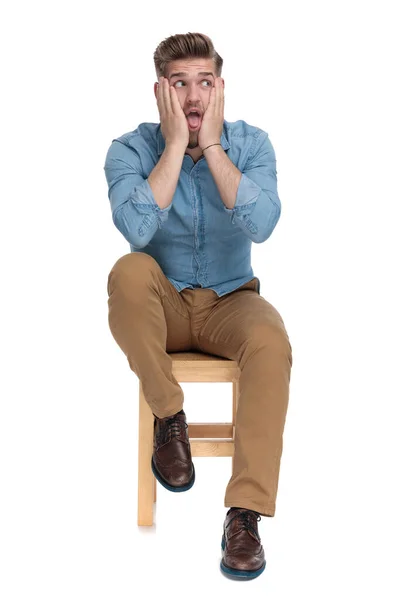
[154,82,158,99]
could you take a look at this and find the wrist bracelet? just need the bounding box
[202,143,222,152]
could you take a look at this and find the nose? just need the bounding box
[186,81,201,103]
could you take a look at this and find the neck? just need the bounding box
[185,147,203,162]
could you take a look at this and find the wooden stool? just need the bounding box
[138,351,240,526]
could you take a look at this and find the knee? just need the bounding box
[107,252,159,295]
[249,323,293,364]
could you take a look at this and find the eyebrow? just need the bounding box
[168,71,215,79]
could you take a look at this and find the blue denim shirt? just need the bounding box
[103,119,281,297]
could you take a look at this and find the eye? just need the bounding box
[173,79,212,88]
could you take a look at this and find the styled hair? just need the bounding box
[153,32,223,78]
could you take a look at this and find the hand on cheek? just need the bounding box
[199,77,224,150]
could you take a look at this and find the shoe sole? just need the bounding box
[220,535,266,579]
[151,455,195,492]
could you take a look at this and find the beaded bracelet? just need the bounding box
[202,143,222,152]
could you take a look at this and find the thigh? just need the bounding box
[107,251,192,352]
[197,286,292,359]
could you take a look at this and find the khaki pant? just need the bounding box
[107,252,293,517]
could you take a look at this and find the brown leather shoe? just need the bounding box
[220,507,266,579]
[151,409,195,492]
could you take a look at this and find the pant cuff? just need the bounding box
[224,499,276,518]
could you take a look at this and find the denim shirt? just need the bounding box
[103,119,281,297]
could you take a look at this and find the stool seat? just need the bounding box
[138,351,240,526]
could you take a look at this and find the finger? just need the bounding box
[213,79,220,113]
[217,77,224,114]
[169,84,184,117]
[162,77,173,114]
[156,77,165,117]
[207,84,216,114]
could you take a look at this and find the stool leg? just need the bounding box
[138,381,155,526]
[232,379,239,472]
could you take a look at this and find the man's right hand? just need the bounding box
[156,77,189,150]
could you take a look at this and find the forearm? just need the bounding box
[148,143,186,209]
[203,144,241,209]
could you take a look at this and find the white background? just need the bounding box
[1,0,399,597]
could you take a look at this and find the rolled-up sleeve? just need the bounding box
[103,140,172,248]
[223,131,281,243]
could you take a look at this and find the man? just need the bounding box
[104,32,293,580]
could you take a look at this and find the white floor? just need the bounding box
[2,368,397,599]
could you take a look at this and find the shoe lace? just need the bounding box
[155,414,188,447]
[227,509,261,540]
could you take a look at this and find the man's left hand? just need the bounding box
[198,77,224,151]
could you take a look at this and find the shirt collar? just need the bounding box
[156,119,230,156]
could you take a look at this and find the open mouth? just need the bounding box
[186,110,202,130]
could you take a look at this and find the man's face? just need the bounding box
[155,58,223,149]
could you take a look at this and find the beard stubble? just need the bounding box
[187,130,199,149]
